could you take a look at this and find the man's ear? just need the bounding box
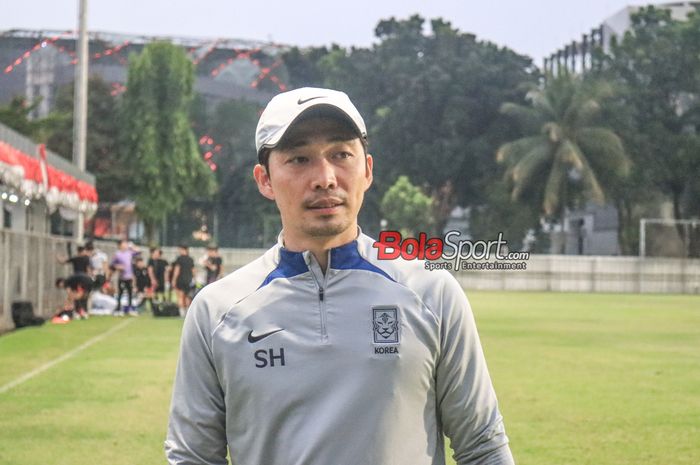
[364,154,374,191]
[253,164,275,200]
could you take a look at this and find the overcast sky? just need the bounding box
[0,1,678,64]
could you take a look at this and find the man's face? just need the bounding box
[253,117,373,249]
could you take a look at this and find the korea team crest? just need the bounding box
[372,306,400,344]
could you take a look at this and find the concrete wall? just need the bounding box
[2,230,698,332]
[0,229,73,332]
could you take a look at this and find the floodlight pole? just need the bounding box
[72,0,88,241]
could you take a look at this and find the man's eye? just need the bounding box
[333,152,352,160]
[288,156,308,164]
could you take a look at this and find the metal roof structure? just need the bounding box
[544,1,700,74]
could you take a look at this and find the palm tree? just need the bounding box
[496,73,630,250]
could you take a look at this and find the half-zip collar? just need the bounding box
[259,229,394,290]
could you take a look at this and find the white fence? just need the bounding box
[2,229,699,332]
[453,255,700,294]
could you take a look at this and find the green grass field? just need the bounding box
[0,291,698,465]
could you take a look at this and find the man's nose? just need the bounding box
[311,159,337,190]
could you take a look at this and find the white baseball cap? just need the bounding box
[255,87,367,155]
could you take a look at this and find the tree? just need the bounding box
[601,6,700,251]
[380,175,434,236]
[0,96,57,141]
[199,97,279,247]
[496,74,630,251]
[120,41,215,241]
[282,46,330,89]
[470,181,545,252]
[283,16,538,235]
[45,76,128,202]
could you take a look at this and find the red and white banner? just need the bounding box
[0,140,97,217]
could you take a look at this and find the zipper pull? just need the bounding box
[318,287,324,302]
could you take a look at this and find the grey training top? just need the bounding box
[166,233,514,465]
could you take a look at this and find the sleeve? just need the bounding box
[435,276,515,465]
[165,295,228,465]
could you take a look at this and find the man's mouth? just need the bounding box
[306,198,344,211]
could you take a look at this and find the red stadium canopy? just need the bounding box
[0,140,98,214]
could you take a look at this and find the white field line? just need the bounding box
[0,319,134,395]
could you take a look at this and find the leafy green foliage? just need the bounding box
[380,175,434,235]
[601,6,700,249]
[469,181,545,252]
[202,98,280,247]
[497,74,630,227]
[0,96,57,141]
[45,76,128,202]
[283,16,538,234]
[120,42,215,241]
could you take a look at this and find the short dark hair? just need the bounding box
[85,241,94,251]
[77,246,85,253]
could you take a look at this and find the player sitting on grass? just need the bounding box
[53,274,93,323]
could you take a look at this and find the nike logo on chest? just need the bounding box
[247,328,285,343]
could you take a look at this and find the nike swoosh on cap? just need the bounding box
[247,328,285,343]
[297,96,325,105]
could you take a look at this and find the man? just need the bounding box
[201,243,223,285]
[56,245,93,319]
[166,88,514,465]
[170,245,195,315]
[53,274,94,322]
[134,256,152,312]
[85,241,109,290]
[147,247,169,300]
[110,239,140,316]
[57,245,92,275]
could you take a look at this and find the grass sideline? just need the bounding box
[0,291,698,465]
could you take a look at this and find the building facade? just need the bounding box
[544,1,700,76]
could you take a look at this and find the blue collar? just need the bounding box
[259,240,393,288]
